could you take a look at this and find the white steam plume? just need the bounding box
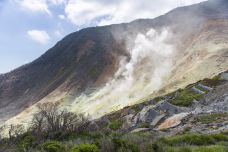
[71,28,175,118]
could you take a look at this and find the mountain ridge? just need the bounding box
[1,0,228,126]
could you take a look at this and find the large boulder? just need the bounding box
[138,105,160,123]
[158,113,189,130]
[154,100,183,115]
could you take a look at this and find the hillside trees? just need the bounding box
[30,102,89,139]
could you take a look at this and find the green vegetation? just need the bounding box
[201,76,224,87]
[39,141,65,152]
[138,123,150,128]
[16,134,37,152]
[195,113,228,124]
[159,133,228,146]
[70,144,99,152]
[1,100,228,152]
[109,119,123,130]
[170,89,202,107]
[153,96,165,103]
[112,136,140,152]
[153,133,228,152]
[164,145,228,152]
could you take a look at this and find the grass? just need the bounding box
[195,113,228,124]
[170,89,203,107]
[70,144,99,152]
[153,133,228,152]
[158,133,228,146]
[109,119,123,130]
[2,128,228,152]
[165,145,228,152]
[39,141,66,152]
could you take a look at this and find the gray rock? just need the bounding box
[221,72,228,80]
[87,121,100,131]
[96,116,110,128]
[191,86,205,95]
[138,105,159,122]
[150,114,166,127]
[154,100,183,115]
[197,83,213,91]
[122,114,136,129]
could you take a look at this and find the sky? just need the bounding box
[0,0,206,74]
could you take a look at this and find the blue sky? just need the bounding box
[0,0,206,74]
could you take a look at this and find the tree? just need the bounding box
[30,102,89,138]
[8,124,25,140]
[0,125,5,141]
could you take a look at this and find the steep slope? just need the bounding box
[1,0,228,126]
[91,70,228,134]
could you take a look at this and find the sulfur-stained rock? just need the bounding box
[158,113,189,130]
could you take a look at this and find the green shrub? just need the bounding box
[201,76,224,87]
[144,144,155,152]
[99,137,115,152]
[112,137,139,152]
[165,146,192,152]
[193,145,228,152]
[16,134,36,152]
[171,89,202,107]
[70,144,99,152]
[159,133,228,146]
[153,133,228,152]
[40,141,65,152]
[209,134,228,142]
[109,120,123,130]
[157,145,228,152]
[195,113,228,124]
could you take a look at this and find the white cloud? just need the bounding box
[27,30,50,45]
[65,0,115,26]
[48,0,65,5]
[14,0,65,15]
[16,0,51,15]
[65,0,206,27]
[58,14,65,20]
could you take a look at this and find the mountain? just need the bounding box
[1,0,228,127]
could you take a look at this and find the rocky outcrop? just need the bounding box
[94,71,228,135]
[138,106,160,123]
[154,101,183,115]
[158,113,189,130]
